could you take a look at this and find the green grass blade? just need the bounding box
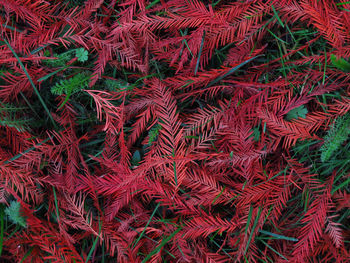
[179,29,194,57]
[205,55,262,88]
[195,30,206,75]
[58,92,72,110]
[85,236,99,263]
[115,216,174,258]
[146,0,160,9]
[322,48,327,85]
[4,138,50,164]
[20,247,33,263]
[260,239,288,260]
[133,202,160,248]
[19,92,40,119]
[258,229,298,242]
[141,226,182,263]
[271,5,284,28]
[212,0,222,7]
[52,186,60,222]
[245,206,254,235]
[330,54,350,72]
[244,207,262,255]
[266,29,287,43]
[38,66,68,82]
[0,205,4,256]
[173,160,178,186]
[212,186,226,205]
[1,24,23,32]
[29,44,50,55]
[3,39,58,129]
[336,1,350,5]
[331,177,350,194]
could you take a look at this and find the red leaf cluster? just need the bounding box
[0,0,349,262]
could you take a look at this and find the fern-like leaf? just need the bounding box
[320,113,350,162]
[5,200,26,227]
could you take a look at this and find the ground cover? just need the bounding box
[0,0,349,262]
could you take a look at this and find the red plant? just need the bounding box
[0,0,349,262]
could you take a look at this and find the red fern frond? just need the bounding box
[257,107,317,149]
[325,216,343,248]
[183,215,237,239]
[292,182,332,261]
[85,89,123,134]
[301,0,347,47]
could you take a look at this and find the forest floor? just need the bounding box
[0,1,349,262]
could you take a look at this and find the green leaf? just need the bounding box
[148,124,162,144]
[104,79,130,91]
[51,73,91,109]
[75,48,89,62]
[0,103,33,131]
[330,54,350,72]
[250,127,261,142]
[5,201,26,227]
[285,105,308,121]
[320,113,350,162]
[43,51,73,67]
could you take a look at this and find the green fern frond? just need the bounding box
[51,73,91,109]
[0,117,31,132]
[43,51,73,67]
[51,73,90,95]
[5,201,26,227]
[320,113,350,162]
[104,79,130,91]
[43,48,88,67]
[286,105,308,121]
[0,104,32,131]
[148,124,162,144]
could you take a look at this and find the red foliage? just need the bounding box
[0,0,349,262]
